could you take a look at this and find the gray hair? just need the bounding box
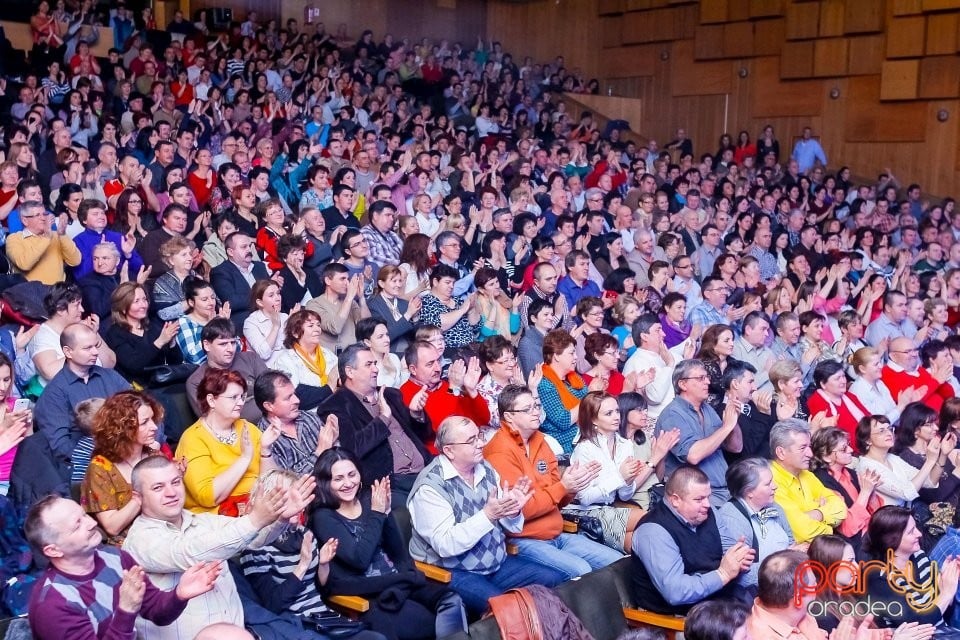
[435,416,477,452]
[672,358,706,394]
[726,458,771,499]
[769,418,810,459]
[92,241,120,259]
[20,200,45,219]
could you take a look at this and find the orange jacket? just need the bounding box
[484,425,571,540]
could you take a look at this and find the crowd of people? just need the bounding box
[3,3,960,640]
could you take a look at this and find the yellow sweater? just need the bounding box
[5,231,81,284]
[175,418,263,513]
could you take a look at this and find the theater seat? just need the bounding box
[609,557,684,639]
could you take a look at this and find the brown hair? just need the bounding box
[159,235,195,264]
[110,282,149,332]
[542,329,575,363]
[583,332,619,366]
[249,279,280,313]
[197,368,247,414]
[284,309,322,348]
[577,391,614,442]
[91,390,165,461]
[696,324,734,362]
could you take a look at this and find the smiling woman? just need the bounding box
[81,390,171,545]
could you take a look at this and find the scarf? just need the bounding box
[541,363,586,410]
[294,343,328,386]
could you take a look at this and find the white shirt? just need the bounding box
[570,434,637,506]
[409,456,523,560]
[848,376,900,423]
[855,454,934,506]
[623,341,689,419]
[243,310,288,366]
[272,346,337,389]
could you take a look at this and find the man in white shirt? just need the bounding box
[624,314,694,420]
[407,416,566,618]
[123,456,314,640]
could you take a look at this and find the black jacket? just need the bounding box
[210,260,270,329]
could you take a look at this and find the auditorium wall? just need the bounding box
[486,0,960,197]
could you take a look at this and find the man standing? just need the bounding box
[319,344,432,503]
[408,416,566,618]
[484,385,622,579]
[254,370,339,475]
[631,466,753,615]
[655,359,743,507]
[123,456,313,640]
[769,419,846,544]
[6,200,82,284]
[791,127,827,174]
[25,495,221,640]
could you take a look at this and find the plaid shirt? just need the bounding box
[176,316,208,365]
[259,410,325,475]
[688,301,729,329]
[361,224,403,270]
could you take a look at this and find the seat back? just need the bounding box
[555,562,629,640]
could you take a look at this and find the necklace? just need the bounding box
[203,419,238,445]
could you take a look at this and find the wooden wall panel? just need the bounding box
[886,16,926,58]
[919,56,960,98]
[814,38,849,77]
[844,1,883,33]
[924,0,960,9]
[845,77,928,141]
[599,0,627,15]
[694,25,726,59]
[781,41,816,78]
[700,0,729,23]
[602,45,658,77]
[671,41,733,94]
[847,35,885,75]
[925,13,958,55]
[754,18,786,55]
[601,16,624,48]
[881,59,920,100]
[723,21,755,58]
[727,0,751,21]
[750,0,784,18]
[819,1,845,37]
[752,57,825,115]
[786,3,820,39]
[892,0,924,14]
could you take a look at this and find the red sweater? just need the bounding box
[400,379,490,454]
[806,390,870,450]
[881,365,954,413]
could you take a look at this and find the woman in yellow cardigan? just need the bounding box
[175,368,280,515]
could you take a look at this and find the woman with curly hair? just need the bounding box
[80,390,170,545]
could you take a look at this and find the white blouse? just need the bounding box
[242,310,288,366]
[570,433,638,506]
[849,377,900,423]
[855,453,935,506]
[272,346,338,389]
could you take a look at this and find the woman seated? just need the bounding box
[863,506,960,630]
[642,260,671,316]
[581,332,640,396]
[811,427,881,554]
[848,347,922,426]
[617,392,679,510]
[476,336,540,440]
[571,296,609,374]
[27,283,116,388]
[356,317,407,389]
[538,329,600,455]
[0,354,29,496]
[104,282,183,387]
[419,264,479,359]
[806,360,870,444]
[856,415,941,507]
[272,309,338,411]
[474,267,520,343]
[894,402,960,506]
[609,295,641,360]
[696,324,744,413]
[243,280,288,366]
[797,311,843,366]
[238,468,388,640]
[366,265,420,356]
[717,458,793,593]
[176,278,230,365]
[806,535,865,633]
[176,368,279,515]
[276,233,323,313]
[658,292,691,349]
[309,448,467,640]
[565,391,646,552]
[151,236,198,321]
[81,391,169,545]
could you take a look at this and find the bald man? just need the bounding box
[881,336,954,412]
[34,323,131,465]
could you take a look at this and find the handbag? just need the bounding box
[146,363,198,386]
[561,514,604,543]
[300,611,369,639]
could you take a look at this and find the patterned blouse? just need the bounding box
[420,293,478,349]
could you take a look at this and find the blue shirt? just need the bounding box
[35,364,131,464]
[557,276,602,311]
[929,527,960,627]
[791,138,827,173]
[72,228,145,280]
[688,301,729,330]
[655,396,730,507]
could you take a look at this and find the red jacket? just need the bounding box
[400,379,490,454]
[881,364,954,413]
[806,390,870,450]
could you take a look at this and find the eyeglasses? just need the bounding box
[891,348,919,355]
[446,435,482,447]
[587,310,604,317]
[602,349,619,357]
[348,239,368,249]
[677,263,692,269]
[220,393,248,404]
[508,402,542,415]
[21,211,54,219]
[681,374,710,382]
[588,197,603,203]
[128,199,142,205]
[494,356,517,365]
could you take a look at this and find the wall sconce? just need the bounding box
[938,109,950,122]
[829,87,840,99]
[659,50,669,61]
[738,67,748,78]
